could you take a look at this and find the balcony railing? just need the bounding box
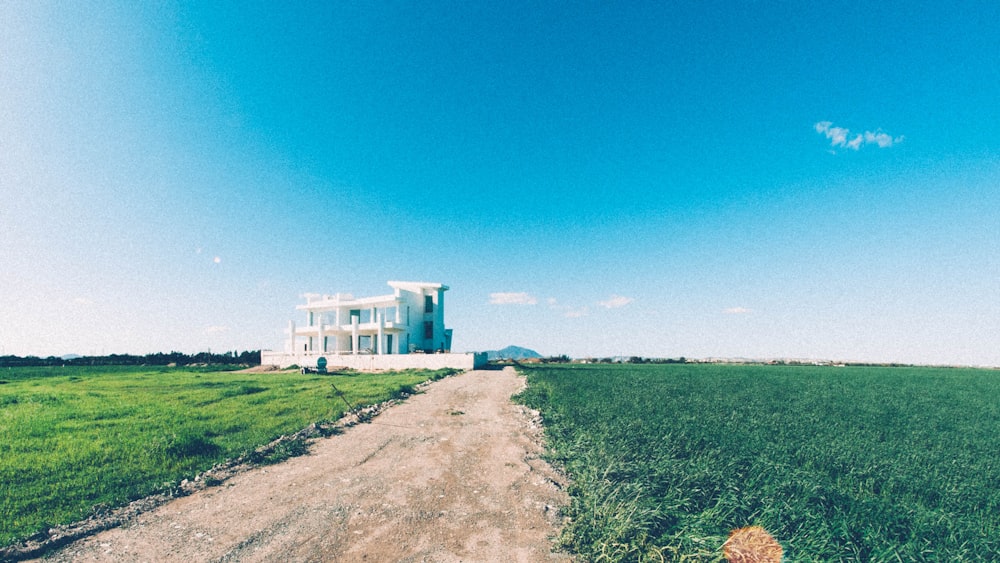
[296,321,402,335]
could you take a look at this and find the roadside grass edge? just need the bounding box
[0,367,462,561]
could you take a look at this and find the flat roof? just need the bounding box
[388,281,449,292]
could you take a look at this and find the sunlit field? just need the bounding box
[516,363,1000,561]
[0,365,452,547]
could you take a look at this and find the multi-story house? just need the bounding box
[291,281,451,355]
[261,281,485,371]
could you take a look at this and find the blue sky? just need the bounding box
[2,1,999,365]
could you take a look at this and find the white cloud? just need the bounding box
[546,297,589,318]
[72,297,94,306]
[723,307,753,314]
[203,325,229,334]
[815,121,849,146]
[489,292,538,305]
[815,121,903,151]
[865,130,903,148]
[598,295,634,309]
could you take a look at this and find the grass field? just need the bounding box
[0,365,453,547]
[516,363,1000,562]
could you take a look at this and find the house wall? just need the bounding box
[391,285,448,353]
[261,351,487,371]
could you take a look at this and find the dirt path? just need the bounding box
[36,368,571,562]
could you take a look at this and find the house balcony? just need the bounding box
[295,322,405,336]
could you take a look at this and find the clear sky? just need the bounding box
[2,1,999,365]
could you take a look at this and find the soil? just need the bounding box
[30,367,571,562]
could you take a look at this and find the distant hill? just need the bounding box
[484,346,542,361]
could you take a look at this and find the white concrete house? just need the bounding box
[293,281,451,356]
[261,281,486,371]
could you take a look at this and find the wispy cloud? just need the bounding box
[543,294,633,317]
[72,297,94,306]
[489,292,538,305]
[723,307,753,315]
[864,130,900,148]
[547,297,589,318]
[203,325,229,334]
[814,121,903,151]
[598,295,634,309]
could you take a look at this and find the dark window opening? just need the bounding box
[424,321,433,339]
[424,295,434,313]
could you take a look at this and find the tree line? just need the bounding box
[0,350,261,367]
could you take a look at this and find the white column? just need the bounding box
[287,320,296,353]
[352,316,359,355]
[377,312,385,356]
[317,317,324,353]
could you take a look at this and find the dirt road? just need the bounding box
[36,367,570,562]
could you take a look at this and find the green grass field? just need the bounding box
[516,363,1000,562]
[0,365,452,547]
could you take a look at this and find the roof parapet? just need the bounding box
[387,281,449,292]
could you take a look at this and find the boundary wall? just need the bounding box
[261,351,488,371]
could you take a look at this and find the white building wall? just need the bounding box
[261,351,487,371]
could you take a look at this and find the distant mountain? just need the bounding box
[60,354,82,360]
[484,345,542,361]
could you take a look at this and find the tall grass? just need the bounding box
[0,365,451,547]
[517,363,1000,561]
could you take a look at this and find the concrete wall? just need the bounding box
[261,351,488,371]
[394,285,448,353]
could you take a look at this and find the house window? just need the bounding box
[425,295,433,313]
[424,321,433,339]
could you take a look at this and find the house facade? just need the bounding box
[261,281,486,371]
